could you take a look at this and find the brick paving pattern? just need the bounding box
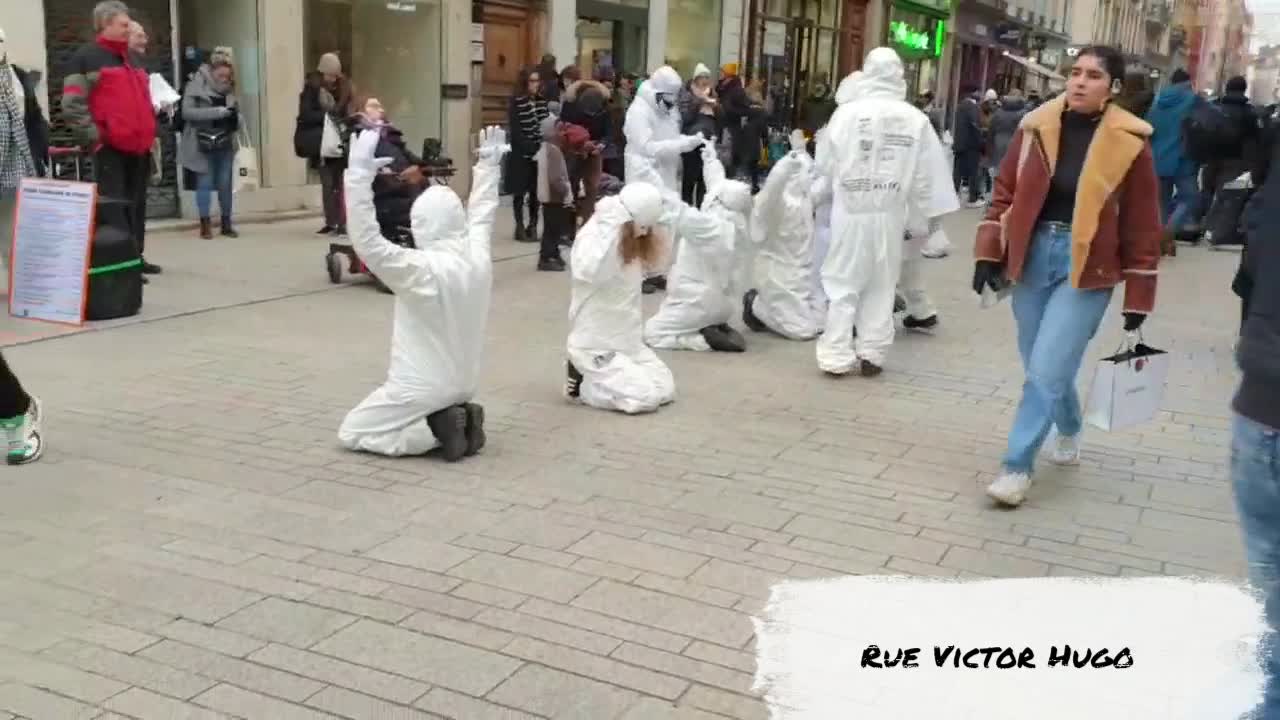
[0,212,1246,718]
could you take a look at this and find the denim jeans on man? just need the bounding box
[196,147,235,220]
[1159,171,1200,232]
[1003,222,1112,473]
[1232,413,1280,719]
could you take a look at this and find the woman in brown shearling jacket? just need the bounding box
[971,45,1162,508]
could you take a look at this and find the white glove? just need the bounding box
[789,129,806,153]
[477,125,510,166]
[347,130,393,182]
[700,136,718,163]
[682,133,705,152]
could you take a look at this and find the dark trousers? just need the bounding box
[511,158,539,231]
[953,150,982,203]
[318,161,345,228]
[682,152,706,207]
[94,146,150,256]
[0,352,30,419]
[541,204,571,260]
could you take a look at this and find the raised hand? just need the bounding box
[347,130,393,181]
[477,125,510,165]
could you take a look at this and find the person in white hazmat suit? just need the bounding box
[565,182,676,414]
[643,138,754,352]
[337,127,508,460]
[813,48,952,377]
[624,66,705,292]
[742,129,823,340]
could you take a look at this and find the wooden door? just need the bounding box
[838,0,869,75]
[480,1,545,127]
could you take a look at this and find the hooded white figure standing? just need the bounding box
[565,182,675,414]
[809,72,860,310]
[337,126,508,460]
[624,66,705,289]
[742,129,822,340]
[813,48,952,376]
[643,138,753,352]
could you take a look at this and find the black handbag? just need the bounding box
[197,129,232,153]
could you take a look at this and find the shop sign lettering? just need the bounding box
[891,21,930,51]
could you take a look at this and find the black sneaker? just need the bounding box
[425,406,469,462]
[741,289,766,332]
[700,324,746,352]
[859,359,883,377]
[565,361,583,400]
[538,256,566,271]
[893,293,906,313]
[903,314,938,331]
[462,402,486,456]
[642,276,666,294]
[141,260,162,274]
[317,225,335,235]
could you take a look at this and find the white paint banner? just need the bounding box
[8,178,96,326]
[753,576,1266,719]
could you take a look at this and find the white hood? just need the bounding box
[857,47,908,101]
[833,71,864,104]
[410,186,468,250]
[693,62,712,80]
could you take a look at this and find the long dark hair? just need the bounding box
[514,65,541,97]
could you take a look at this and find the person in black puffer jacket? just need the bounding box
[1204,76,1261,210]
[562,75,611,224]
[987,93,1027,179]
[678,63,720,207]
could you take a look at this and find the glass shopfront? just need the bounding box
[886,2,947,100]
[304,0,444,150]
[749,0,846,128]
[177,0,264,158]
[667,0,724,79]
[577,0,649,78]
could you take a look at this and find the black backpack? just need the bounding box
[1184,101,1242,163]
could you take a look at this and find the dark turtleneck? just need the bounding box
[1038,109,1103,224]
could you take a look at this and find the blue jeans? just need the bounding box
[1232,412,1280,719]
[1003,222,1113,473]
[1159,171,1200,231]
[196,148,235,220]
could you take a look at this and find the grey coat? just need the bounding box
[180,66,241,174]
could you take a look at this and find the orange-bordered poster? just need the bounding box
[8,178,98,327]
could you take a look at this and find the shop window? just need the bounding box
[177,0,263,157]
[667,0,723,78]
[304,0,443,152]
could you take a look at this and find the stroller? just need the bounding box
[325,137,455,292]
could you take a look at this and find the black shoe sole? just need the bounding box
[566,361,583,399]
[903,315,938,330]
[426,406,469,462]
[463,403,486,456]
[859,360,883,377]
[742,290,766,332]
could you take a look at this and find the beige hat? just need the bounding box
[317,52,342,75]
[209,46,234,68]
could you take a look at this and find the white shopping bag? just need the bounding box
[233,129,259,193]
[1084,339,1171,432]
[148,73,180,112]
[320,115,344,159]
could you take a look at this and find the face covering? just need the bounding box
[657,93,675,111]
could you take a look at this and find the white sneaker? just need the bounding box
[986,471,1032,506]
[5,396,43,466]
[965,200,987,209]
[1049,434,1081,466]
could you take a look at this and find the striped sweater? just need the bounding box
[508,94,549,159]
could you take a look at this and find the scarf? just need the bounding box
[0,62,34,193]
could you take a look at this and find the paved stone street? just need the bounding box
[0,209,1247,719]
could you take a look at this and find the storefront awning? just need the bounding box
[1001,52,1065,83]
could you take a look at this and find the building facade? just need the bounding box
[10,0,474,221]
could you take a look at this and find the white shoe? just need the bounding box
[965,200,987,209]
[5,396,43,466]
[1049,434,1081,466]
[986,471,1032,506]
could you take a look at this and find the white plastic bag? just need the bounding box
[148,73,180,112]
[320,115,344,159]
[1084,339,1170,432]
[233,129,259,193]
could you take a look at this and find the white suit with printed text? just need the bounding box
[813,49,950,371]
[567,183,675,413]
[338,131,502,455]
[644,143,752,350]
[749,134,822,340]
[624,67,700,193]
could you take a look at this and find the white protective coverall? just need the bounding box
[338,128,507,455]
[643,140,753,350]
[810,73,861,311]
[746,130,822,340]
[624,67,702,192]
[813,48,951,373]
[567,183,675,413]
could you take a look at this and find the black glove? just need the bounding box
[972,260,1004,295]
[1123,312,1146,332]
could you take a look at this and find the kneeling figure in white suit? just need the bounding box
[566,183,675,414]
[338,127,508,460]
[643,139,753,352]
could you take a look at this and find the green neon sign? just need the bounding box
[890,19,945,58]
